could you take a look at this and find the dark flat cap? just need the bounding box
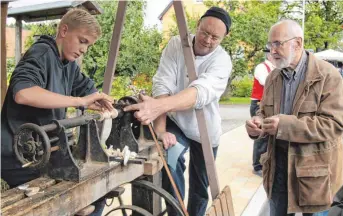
[201,6,231,35]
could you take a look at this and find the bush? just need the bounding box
[6,57,15,85]
[131,73,153,96]
[110,73,153,100]
[110,76,133,100]
[230,76,253,97]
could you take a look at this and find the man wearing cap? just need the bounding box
[250,51,275,177]
[124,7,232,216]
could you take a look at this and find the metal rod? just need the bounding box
[50,137,59,143]
[148,124,189,216]
[40,113,101,133]
[15,17,22,64]
[85,123,91,162]
[57,113,101,129]
[50,132,73,143]
[41,124,58,132]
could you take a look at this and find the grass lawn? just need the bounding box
[219,97,250,105]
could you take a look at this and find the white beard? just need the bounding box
[274,44,295,69]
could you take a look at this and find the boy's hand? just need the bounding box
[79,92,114,111]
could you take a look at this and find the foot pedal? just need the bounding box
[75,205,95,215]
[104,186,125,199]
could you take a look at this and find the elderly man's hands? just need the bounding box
[262,115,280,135]
[246,116,263,137]
[123,95,166,125]
[246,115,280,137]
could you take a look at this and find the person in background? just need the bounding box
[250,50,275,176]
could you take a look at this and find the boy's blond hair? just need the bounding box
[58,8,101,37]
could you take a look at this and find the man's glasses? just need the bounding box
[198,30,222,43]
[266,37,298,49]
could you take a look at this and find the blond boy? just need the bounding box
[1,9,112,188]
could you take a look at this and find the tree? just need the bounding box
[83,1,163,88]
[23,1,163,91]
[24,22,58,51]
[167,10,200,40]
[6,58,15,85]
[166,1,284,97]
[303,1,343,51]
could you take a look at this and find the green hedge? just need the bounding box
[6,58,15,85]
[230,76,253,98]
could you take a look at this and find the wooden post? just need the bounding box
[99,1,162,213]
[101,0,128,95]
[1,2,9,107]
[172,1,221,199]
[15,17,22,64]
[132,148,163,215]
[172,2,235,215]
[99,0,128,141]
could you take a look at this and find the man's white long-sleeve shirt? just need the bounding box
[152,36,232,147]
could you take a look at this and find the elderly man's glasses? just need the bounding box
[199,30,222,42]
[266,37,298,49]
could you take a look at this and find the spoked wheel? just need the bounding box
[104,180,185,216]
[13,123,51,169]
[131,180,185,216]
[104,205,153,216]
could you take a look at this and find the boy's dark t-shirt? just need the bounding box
[1,35,97,170]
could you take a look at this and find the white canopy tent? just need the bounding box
[314,49,343,62]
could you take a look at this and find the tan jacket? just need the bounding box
[259,52,343,213]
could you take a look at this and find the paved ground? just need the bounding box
[103,104,260,216]
[220,104,250,133]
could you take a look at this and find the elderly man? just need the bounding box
[125,7,232,216]
[245,19,343,216]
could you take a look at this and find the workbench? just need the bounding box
[1,141,163,216]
